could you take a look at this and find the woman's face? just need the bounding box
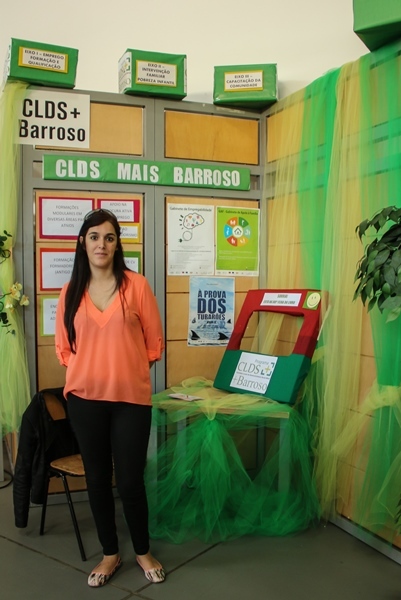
[80,221,118,272]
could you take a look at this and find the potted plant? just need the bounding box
[354,205,401,322]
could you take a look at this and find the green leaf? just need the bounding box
[380,295,401,310]
[367,296,377,312]
[377,293,387,311]
[382,224,401,242]
[365,278,374,298]
[374,269,382,285]
[386,306,401,322]
[353,281,363,300]
[375,249,391,267]
[356,219,369,239]
[383,265,396,287]
[367,249,379,263]
[389,208,401,223]
[390,248,401,269]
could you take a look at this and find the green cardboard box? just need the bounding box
[118,49,187,99]
[3,38,78,88]
[213,63,277,109]
[353,0,401,51]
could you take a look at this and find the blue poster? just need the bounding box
[188,276,235,346]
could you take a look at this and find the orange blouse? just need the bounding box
[55,270,164,405]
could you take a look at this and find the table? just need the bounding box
[145,378,320,544]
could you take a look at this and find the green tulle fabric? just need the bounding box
[0,82,31,434]
[147,39,401,545]
[146,378,320,543]
[265,38,401,543]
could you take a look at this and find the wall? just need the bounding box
[0,0,367,103]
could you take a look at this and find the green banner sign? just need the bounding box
[42,155,251,191]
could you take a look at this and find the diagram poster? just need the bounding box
[188,276,235,346]
[167,204,215,275]
[215,206,260,276]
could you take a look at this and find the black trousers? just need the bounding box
[67,394,152,556]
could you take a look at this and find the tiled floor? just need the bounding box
[1,458,401,599]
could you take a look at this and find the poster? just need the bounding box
[188,276,235,346]
[40,248,75,291]
[123,250,141,273]
[167,204,215,275]
[215,206,260,276]
[40,296,59,336]
[99,198,140,223]
[38,196,94,239]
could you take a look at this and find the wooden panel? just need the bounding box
[37,103,143,155]
[37,346,66,390]
[165,111,259,165]
[167,341,226,387]
[89,103,143,155]
[267,105,303,162]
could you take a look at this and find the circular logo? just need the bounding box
[306,292,321,309]
[224,217,251,247]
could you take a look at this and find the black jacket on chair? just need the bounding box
[13,387,79,528]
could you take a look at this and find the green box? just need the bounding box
[353,0,401,51]
[118,49,187,99]
[3,38,78,88]
[213,63,277,109]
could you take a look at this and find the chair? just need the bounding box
[39,389,87,561]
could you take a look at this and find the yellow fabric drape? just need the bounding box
[0,82,31,434]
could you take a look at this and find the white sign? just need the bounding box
[136,60,177,87]
[42,297,59,336]
[19,47,68,73]
[224,70,263,91]
[41,250,75,290]
[40,197,93,238]
[124,256,139,272]
[230,352,278,394]
[19,89,90,148]
[261,292,302,307]
[100,200,136,222]
[120,224,139,240]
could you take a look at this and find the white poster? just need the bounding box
[39,197,93,239]
[120,224,139,241]
[167,204,215,275]
[40,249,75,290]
[19,89,90,148]
[41,297,59,336]
[188,276,235,346]
[124,256,139,272]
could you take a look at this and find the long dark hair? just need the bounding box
[64,209,128,352]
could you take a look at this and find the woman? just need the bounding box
[55,208,165,587]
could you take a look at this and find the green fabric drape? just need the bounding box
[265,38,401,540]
